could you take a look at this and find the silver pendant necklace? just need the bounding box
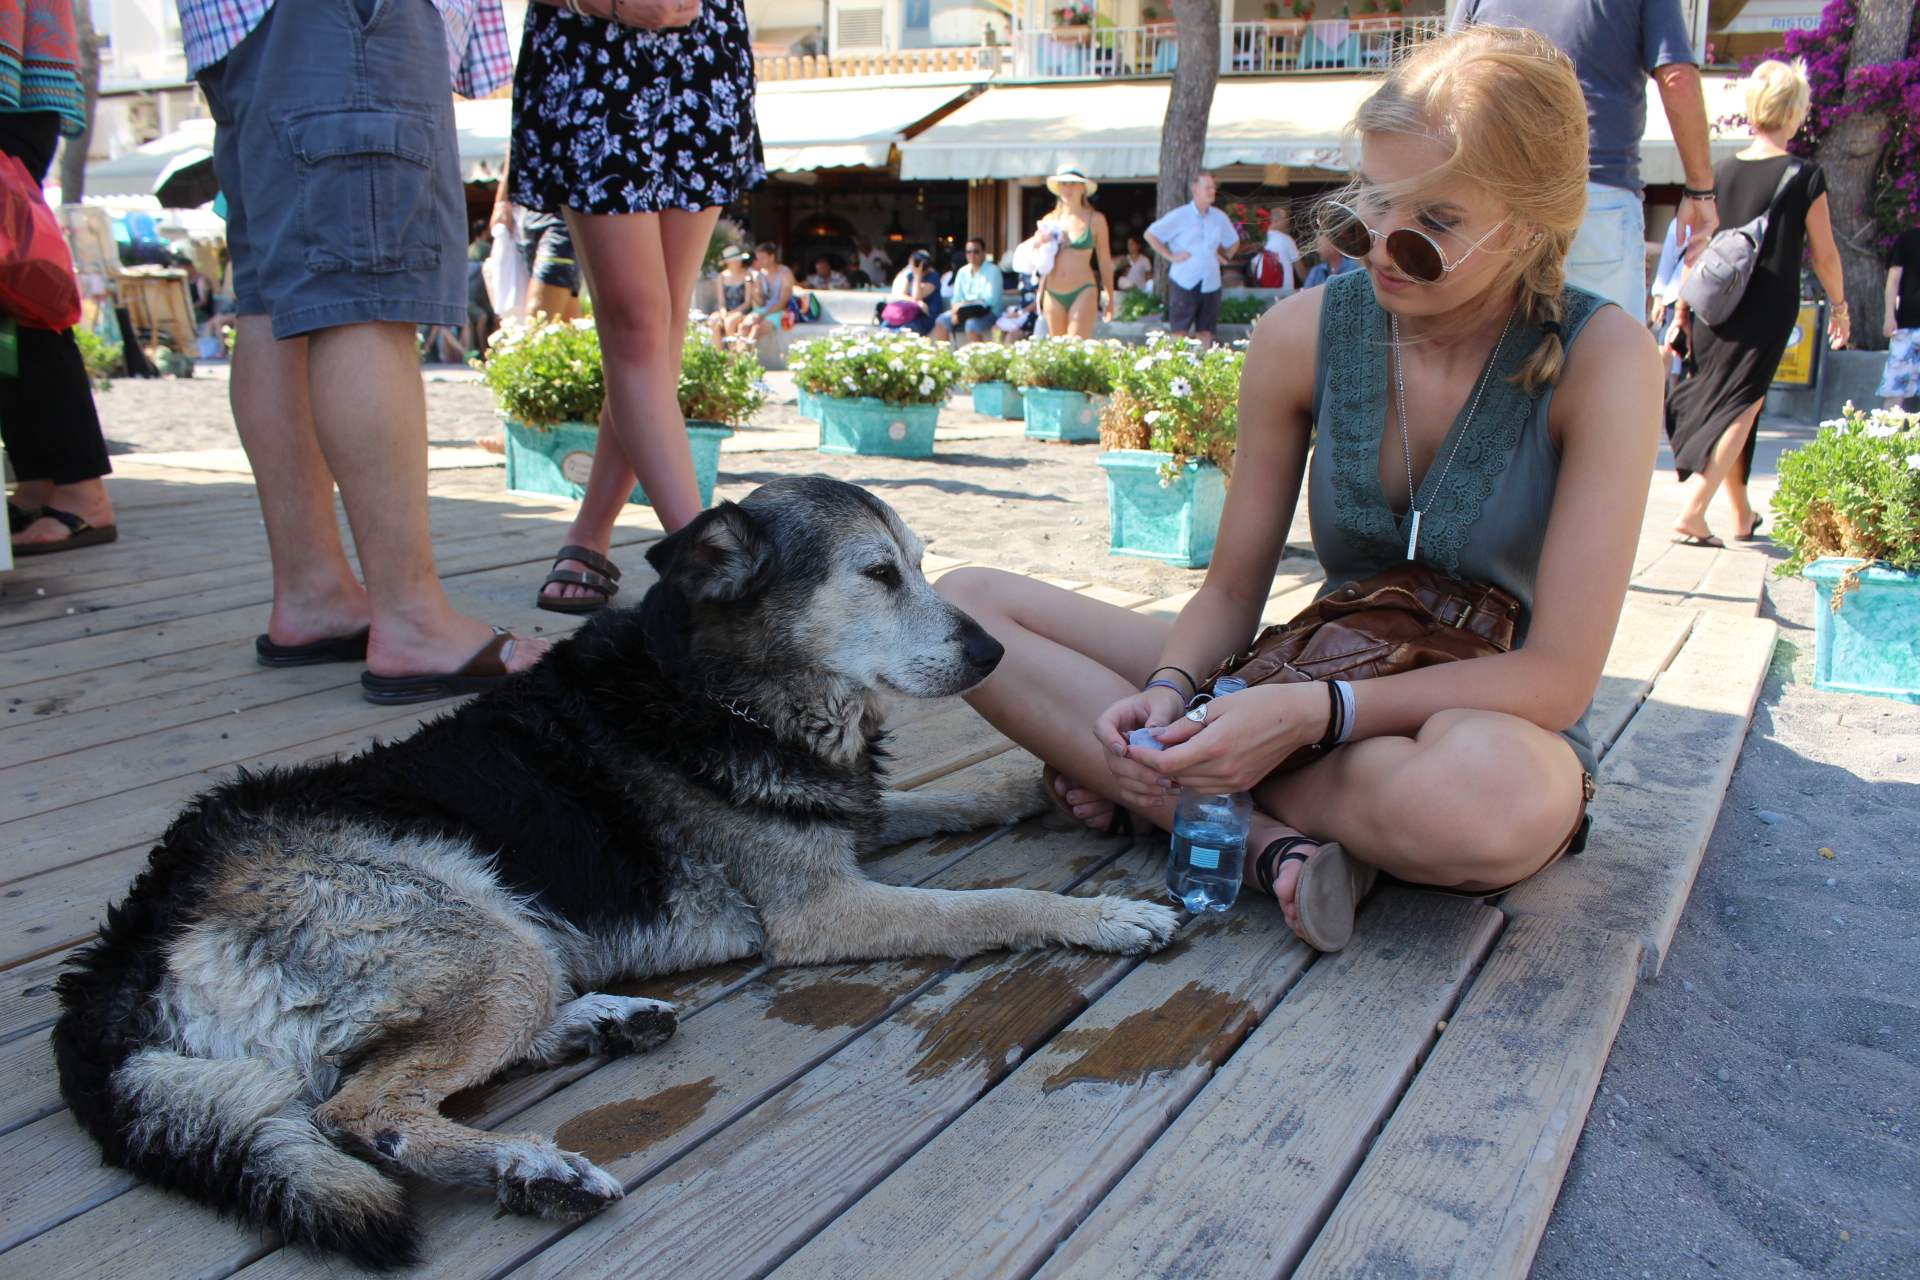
[1391,307,1518,561]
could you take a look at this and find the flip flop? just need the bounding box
[1737,516,1767,541]
[1255,837,1377,952]
[1041,764,1135,837]
[1671,533,1725,549]
[536,544,622,615]
[255,627,371,668]
[12,507,117,556]
[8,501,40,535]
[359,628,530,705]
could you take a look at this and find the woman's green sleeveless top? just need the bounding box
[1305,270,1609,773]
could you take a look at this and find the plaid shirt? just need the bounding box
[178,0,514,99]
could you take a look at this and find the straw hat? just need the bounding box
[1044,167,1098,196]
[719,245,749,262]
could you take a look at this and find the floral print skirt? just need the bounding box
[509,0,766,216]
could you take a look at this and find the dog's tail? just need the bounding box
[100,1051,417,1268]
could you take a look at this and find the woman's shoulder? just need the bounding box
[1556,293,1660,403]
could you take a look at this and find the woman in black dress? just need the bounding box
[1666,60,1847,546]
[509,0,766,610]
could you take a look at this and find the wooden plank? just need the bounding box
[0,1112,141,1253]
[885,701,1015,791]
[494,845,1169,1280]
[772,889,1313,1280]
[1586,603,1697,757]
[1293,915,1641,1280]
[1259,579,1322,627]
[1503,612,1776,978]
[1035,890,1502,1280]
[1626,539,1719,605]
[0,953,64,1045]
[1685,545,1769,616]
[0,1029,60,1136]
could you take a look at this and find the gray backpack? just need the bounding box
[1678,161,1801,326]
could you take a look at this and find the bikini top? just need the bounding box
[1049,217,1094,251]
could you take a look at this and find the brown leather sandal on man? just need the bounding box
[536,544,622,615]
[359,627,531,705]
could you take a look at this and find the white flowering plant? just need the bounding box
[1009,335,1119,395]
[955,340,1017,385]
[1099,334,1244,481]
[1772,402,1920,593]
[678,329,768,426]
[477,315,604,428]
[789,329,963,406]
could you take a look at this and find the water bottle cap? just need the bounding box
[1213,676,1248,696]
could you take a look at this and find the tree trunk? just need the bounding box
[1813,0,1914,350]
[56,3,101,204]
[1156,0,1220,221]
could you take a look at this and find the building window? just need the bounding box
[838,7,884,47]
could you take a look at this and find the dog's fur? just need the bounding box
[53,477,1176,1267]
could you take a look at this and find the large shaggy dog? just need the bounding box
[52,477,1176,1266]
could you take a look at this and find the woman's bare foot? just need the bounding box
[541,556,606,602]
[1048,769,1125,832]
[10,477,114,549]
[1248,814,1320,940]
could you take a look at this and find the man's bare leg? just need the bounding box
[229,315,368,647]
[303,319,544,677]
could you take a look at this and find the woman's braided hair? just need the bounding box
[1344,25,1591,394]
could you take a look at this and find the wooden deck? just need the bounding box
[0,459,1778,1280]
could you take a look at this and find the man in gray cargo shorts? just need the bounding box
[185,0,545,702]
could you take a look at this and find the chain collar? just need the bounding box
[710,692,771,730]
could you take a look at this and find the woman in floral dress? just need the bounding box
[510,0,766,611]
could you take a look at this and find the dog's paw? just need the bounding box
[496,1142,624,1218]
[589,996,678,1058]
[1082,895,1180,954]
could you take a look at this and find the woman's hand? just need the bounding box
[1146,682,1331,795]
[1092,686,1189,810]
[1662,305,1692,360]
[1828,302,1851,350]
[489,199,513,232]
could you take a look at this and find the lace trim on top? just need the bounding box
[1319,272,1602,576]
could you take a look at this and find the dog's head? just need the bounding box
[642,476,1002,701]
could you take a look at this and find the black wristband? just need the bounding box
[1318,679,1344,751]
[1682,186,1716,200]
[1146,665,1197,695]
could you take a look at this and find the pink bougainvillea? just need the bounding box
[1756,0,1920,247]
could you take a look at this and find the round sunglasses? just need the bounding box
[1322,199,1508,284]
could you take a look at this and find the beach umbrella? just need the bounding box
[152,148,217,210]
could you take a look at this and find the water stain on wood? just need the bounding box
[609,961,754,1006]
[761,956,949,1030]
[554,1076,721,1167]
[1041,981,1253,1093]
[907,950,1116,1084]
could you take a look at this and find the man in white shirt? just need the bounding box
[1144,171,1240,346]
[853,237,893,289]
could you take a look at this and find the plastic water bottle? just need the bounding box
[1166,676,1252,913]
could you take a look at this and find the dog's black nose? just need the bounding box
[963,629,1004,675]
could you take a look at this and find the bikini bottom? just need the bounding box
[1047,282,1094,310]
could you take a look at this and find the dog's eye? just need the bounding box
[863,563,903,589]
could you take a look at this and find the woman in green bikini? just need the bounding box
[1033,168,1116,338]
[937,27,1663,951]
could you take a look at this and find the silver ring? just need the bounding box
[1185,702,1208,724]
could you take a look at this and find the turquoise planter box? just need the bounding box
[969,380,1023,420]
[1801,557,1920,704]
[505,419,733,509]
[796,387,821,420]
[1021,387,1104,442]
[1099,450,1226,569]
[816,396,941,457]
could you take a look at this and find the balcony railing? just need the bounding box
[757,46,1010,81]
[1010,15,1445,80]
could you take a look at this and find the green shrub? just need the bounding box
[679,332,767,425]
[1771,402,1920,597]
[1216,294,1270,325]
[1115,288,1163,322]
[1009,335,1117,395]
[477,315,604,428]
[955,340,1016,385]
[788,329,963,406]
[1101,334,1243,481]
[74,326,122,386]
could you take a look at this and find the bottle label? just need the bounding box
[1189,844,1220,870]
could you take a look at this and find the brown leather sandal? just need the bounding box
[536,544,622,615]
[1252,836,1377,953]
[359,628,530,705]
[1041,764,1136,837]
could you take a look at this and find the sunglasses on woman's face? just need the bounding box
[1322,199,1507,284]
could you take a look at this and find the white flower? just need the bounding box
[842,375,857,388]
[1134,357,1153,372]
[1145,410,1164,425]
[1908,454,1920,470]
[1866,416,1901,439]
[889,358,905,371]
[1169,377,1193,398]
[918,376,936,394]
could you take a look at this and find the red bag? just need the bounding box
[1254,250,1285,289]
[0,153,81,331]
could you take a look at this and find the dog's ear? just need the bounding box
[645,502,773,602]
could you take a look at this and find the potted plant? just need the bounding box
[789,330,963,457]
[1010,335,1116,442]
[957,341,1023,420]
[1772,402,1920,703]
[482,316,757,509]
[1098,335,1242,568]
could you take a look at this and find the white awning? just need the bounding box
[84,118,219,197]
[901,71,1755,185]
[756,78,983,172]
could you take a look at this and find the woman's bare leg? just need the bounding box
[1676,399,1763,541]
[542,207,719,601]
[1064,286,1101,339]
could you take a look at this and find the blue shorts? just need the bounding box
[518,211,580,295]
[940,308,995,335]
[197,0,468,339]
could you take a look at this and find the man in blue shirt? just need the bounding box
[1453,0,1720,317]
[1145,171,1242,347]
[934,238,1005,344]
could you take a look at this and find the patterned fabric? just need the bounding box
[1878,328,1920,399]
[0,0,86,136]
[178,0,512,99]
[1317,269,1602,578]
[509,0,765,215]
